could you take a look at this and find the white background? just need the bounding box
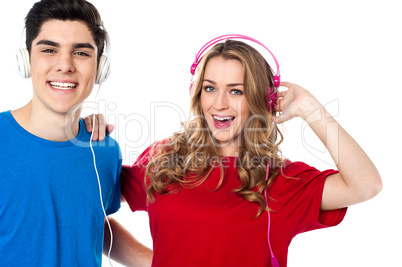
[1,0,401,266]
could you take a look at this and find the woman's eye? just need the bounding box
[204,86,215,92]
[231,89,243,95]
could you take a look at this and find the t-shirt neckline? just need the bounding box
[4,110,84,147]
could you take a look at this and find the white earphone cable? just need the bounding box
[89,83,114,267]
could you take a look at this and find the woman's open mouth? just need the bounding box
[213,115,235,129]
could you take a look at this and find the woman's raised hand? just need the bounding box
[273,82,322,124]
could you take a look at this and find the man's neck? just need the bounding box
[11,101,81,142]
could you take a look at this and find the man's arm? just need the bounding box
[104,217,152,267]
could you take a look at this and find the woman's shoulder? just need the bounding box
[134,138,171,165]
[120,139,167,184]
[129,136,179,167]
[280,160,316,176]
[275,159,338,188]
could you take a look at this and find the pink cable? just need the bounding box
[192,35,281,266]
[265,164,280,267]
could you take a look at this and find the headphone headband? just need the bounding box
[190,34,280,88]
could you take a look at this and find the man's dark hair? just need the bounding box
[25,0,107,62]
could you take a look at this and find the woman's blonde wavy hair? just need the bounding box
[146,40,284,217]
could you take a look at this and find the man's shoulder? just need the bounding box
[0,110,11,121]
[0,111,20,137]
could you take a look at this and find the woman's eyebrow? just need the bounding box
[203,79,244,87]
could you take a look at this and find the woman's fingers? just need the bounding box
[106,124,115,135]
[90,114,100,141]
[279,81,292,88]
[97,114,106,141]
[272,113,287,124]
[83,116,93,133]
[82,114,113,141]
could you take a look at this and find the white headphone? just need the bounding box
[15,29,111,85]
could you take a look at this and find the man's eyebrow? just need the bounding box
[35,40,95,50]
[73,43,95,50]
[36,39,59,47]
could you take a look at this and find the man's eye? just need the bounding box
[75,51,90,57]
[42,49,55,53]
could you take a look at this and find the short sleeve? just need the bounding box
[106,175,121,215]
[121,146,152,212]
[105,137,122,215]
[277,161,347,238]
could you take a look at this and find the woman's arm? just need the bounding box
[104,217,153,267]
[274,82,382,210]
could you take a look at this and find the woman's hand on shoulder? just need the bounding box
[83,114,114,141]
[273,82,323,124]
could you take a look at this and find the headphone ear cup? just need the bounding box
[267,88,277,111]
[268,74,280,111]
[95,54,111,85]
[15,48,30,78]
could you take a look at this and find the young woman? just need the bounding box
[89,36,382,267]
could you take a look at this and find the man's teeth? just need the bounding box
[50,82,77,90]
[213,116,235,121]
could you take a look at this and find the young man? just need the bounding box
[0,0,151,266]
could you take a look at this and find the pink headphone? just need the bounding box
[189,34,280,112]
[191,34,281,266]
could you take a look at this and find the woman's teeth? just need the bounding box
[50,82,77,90]
[213,116,235,122]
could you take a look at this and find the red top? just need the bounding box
[121,145,347,267]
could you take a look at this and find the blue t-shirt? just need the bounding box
[0,111,121,267]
